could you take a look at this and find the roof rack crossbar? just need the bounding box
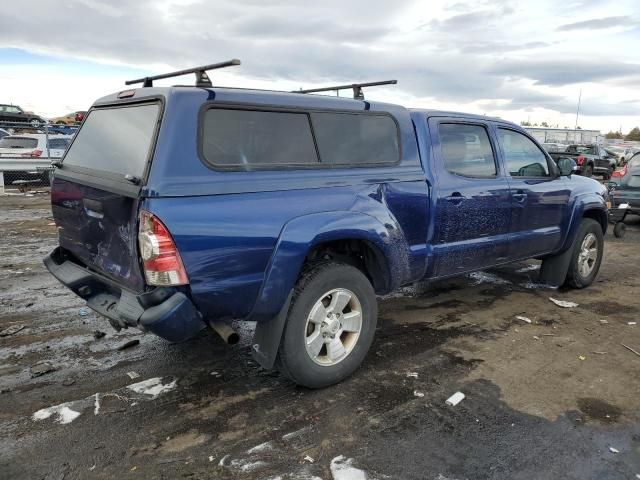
[294,79,397,100]
[125,59,241,88]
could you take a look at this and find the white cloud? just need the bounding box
[1,0,639,131]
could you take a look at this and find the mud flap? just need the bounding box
[251,291,293,370]
[539,247,573,287]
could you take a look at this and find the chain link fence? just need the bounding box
[0,121,78,192]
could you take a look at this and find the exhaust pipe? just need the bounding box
[208,320,240,345]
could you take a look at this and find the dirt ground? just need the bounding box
[0,191,639,480]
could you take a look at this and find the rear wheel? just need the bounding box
[277,262,377,388]
[29,118,40,128]
[565,219,603,288]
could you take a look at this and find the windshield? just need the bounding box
[573,146,596,155]
[0,137,38,149]
[63,102,160,177]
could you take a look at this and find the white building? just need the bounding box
[524,127,603,145]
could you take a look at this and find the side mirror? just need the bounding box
[558,157,577,176]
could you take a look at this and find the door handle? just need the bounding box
[513,190,527,202]
[445,192,464,205]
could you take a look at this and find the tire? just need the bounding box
[565,218,604,288]
[30,118,40,128]
[582,164,593,178]
[276,262,377,388]
[613,222,626,238]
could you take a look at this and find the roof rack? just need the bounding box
[125,59,241,88]
[294,80,397,100]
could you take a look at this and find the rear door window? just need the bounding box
[498,128,550,177]
[437,123,496,177]
[63,103,160,177]
[0,137,37,149]
[201,109,318,169]
[310,112,399,166]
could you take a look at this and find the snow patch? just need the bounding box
[520,281,555,290]
[282,426,311,441]
[468,271,510,286]
[230,458,269,472]
[330,455,367,480]
[515,264,539,273]
[247,441,275,454]
[127,377,177,397]
[33,403,82,424]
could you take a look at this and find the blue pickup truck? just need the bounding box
[44,68,609,388]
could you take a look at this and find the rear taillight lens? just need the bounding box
[21,149,42,158]
[612,165,627,178]
[138,210,188,286]
[576,155,585,166]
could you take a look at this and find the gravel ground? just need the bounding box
[0,191,639,480]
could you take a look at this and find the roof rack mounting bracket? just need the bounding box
[125,59,241,88]
[294,79,397,100]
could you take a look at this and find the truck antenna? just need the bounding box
[125,59,241,88]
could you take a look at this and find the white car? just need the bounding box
[0,134,72,158]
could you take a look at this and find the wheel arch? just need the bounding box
[582,208,607,235]
[250,211,407,370]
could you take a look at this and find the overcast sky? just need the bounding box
[1,0,639,131]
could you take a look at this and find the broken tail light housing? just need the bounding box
[138,210,188,286]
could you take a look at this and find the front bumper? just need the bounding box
[44,247,205,342]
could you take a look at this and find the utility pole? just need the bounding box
[574,89,582,131]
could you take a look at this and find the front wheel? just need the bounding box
[277,262,377,388]
[29,118,41,128]
[565,218,604,288]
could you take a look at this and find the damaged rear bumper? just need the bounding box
[44,247,205,342]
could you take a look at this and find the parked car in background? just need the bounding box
[549,144,617,179]
[0,128,9,140]
[0,134,71,158]
[612,151,640,179]
[605,146,625,163]
[608,152,640,237]
[621,147,639,165]
[50,111,86,125]
[541,142,567,153]
[45,78,608,388]
[0,104,47,128]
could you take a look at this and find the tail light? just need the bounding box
[612,165,627,178]
[575,155,585,166]
[138,210,188,286]
[21,149,42,158]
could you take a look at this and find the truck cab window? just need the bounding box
[438,123,496,177]
[498,128,549,177]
